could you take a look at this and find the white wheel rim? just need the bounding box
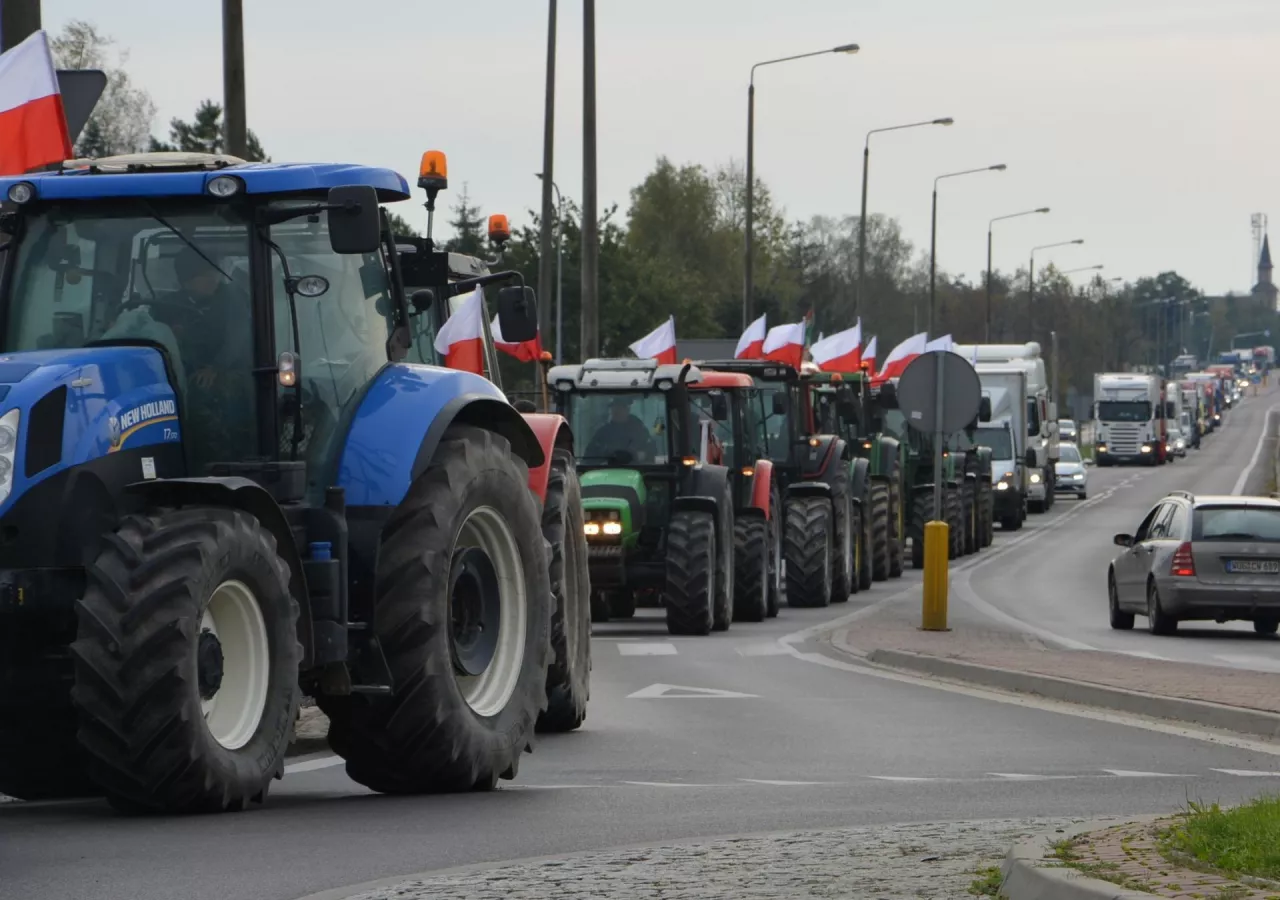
[200,580,270,751]
[453,506,527,718]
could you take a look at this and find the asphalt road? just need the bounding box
[966,384,1280,672]
[4,393,1279,900]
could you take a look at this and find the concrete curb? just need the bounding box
[1002,817,1162,900]
[829,633,1280,741]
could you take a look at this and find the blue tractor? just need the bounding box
[0,150,588,813]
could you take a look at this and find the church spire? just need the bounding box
[1261,234,1273,271]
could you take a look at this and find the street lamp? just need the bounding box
[929,164,1007,334]
[744,42,859,328]
[856,116,953,316]
[1028,239,1084,332]
[986,207,1049,341]
[1061,265,1104,276]
[535,172,565,364]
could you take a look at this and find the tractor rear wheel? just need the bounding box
[539,449,592,734]
[784,496,832,608]
[323,426,551,794]
[732,517,769,622]
[870,482,891,581]
[855,502,873,593]
[945,487,963,559]
[72,507,300,813]
[712,481,735,632]
[665,511,716,636]
[963,483,978,555]
[828,468,856,603]
[979,481,994,547]
[766,480,784,617]
[910,491,932,569]
[888,475,905,577]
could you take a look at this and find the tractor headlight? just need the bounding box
[1030,473,1042,484]
[996,481,1009,491]
[584,523,600,536]
[0,409,19,505]
[602,522,622,536]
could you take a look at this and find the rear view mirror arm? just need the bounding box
[446,269,525,298]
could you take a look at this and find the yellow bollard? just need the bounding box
[921,520,950,631]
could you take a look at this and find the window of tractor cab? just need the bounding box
[756,381,793,462]
[689,389,736,466]
[571,390,671,466]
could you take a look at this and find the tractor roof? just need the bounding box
[549,358,702,391]
[691,370,755,390]
[0,152,411,202]
[694,359,798,381]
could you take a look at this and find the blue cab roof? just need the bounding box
[0,160,412,203]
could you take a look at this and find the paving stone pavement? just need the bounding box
[338,817,1084,900]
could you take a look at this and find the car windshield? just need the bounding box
[1058,443,1081,463]
[1193,506,1280,542]
[1097,400,1150,422]
[570,390,670,465]
[977,425,1013,459]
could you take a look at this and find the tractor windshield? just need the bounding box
[689,389,736,465]
[757,382,793,462]
[0,200,256,472]
[571,390,670,465]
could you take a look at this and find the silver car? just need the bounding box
[1108,492,1280,635]
[1054,442,1088,499]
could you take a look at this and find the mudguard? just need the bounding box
[800,435,846,481]
[849,457,872,507]
[873,434,901,479]
[520,412,574,502]
[337,363,543,507]
[745,458,774,519]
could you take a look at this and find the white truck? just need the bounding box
[974,365,1030,530]
[956,343,1059,512]
[1164,382,1187,458]
[1092,372,1168,466]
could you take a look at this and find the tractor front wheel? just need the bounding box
[733,517,769,623]
[665,511,717,636]
[784,496,833,608]
[870,482,891,581]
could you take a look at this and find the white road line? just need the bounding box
[618,642,677,656]
[738,778,831,786]
[1211,768,1280,777]
[866,775,935,782]
[1232,405,1280,495]
[735,643,792,657]
[626,683,759,699]
[1115,650,1170,661]
[1101,769,1185,778]
[284,755,344,775]
[987,773,1068,781]
[622,781,728,788]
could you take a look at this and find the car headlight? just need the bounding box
[0,409,19,505]
[1096,444,1107,453]
[1073,472,1084,480]
[1140,444,1151,453]
[1175,439,1185,449]
[996,481,1009,491]
[1030,473,1042,484]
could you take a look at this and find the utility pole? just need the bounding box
[1,0,41,53]
[222,0,247,158]
[536,0,558,346]
[580,0,599,359]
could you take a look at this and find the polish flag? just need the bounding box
[0,32,72,177]
[491,314,543,363]
[630,316,677,364]
[735,313,767,359]
[876,332,928,381]
[924,334,955,354]
[810,320,863,373]
[762,320,806,369]
[434,286,486,375]
[861,336,878,374]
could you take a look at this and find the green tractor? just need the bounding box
[548,359,736,636]
[693,360,870,607]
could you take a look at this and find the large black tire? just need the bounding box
[910,491,932,569]
[0,708,97,801]
[945,487,963,560]
[766,480,784,617]
[72,507,300,813]
[844,503,862,599]
[665,511,716,636]
[538,449,592,734]
[855,501,873,593]
[609,590,636,619]
[963,483,978,556]
[888,474,904,578]
[589,591,611,623]
[732,517,769,622]
[322,426,551,794]
[979,482,994,547]
[784,496,832,608]
[828,467,855,603]
[870,482,891,582]
[712,480,735,633]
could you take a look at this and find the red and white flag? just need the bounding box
[434,286,486,375]
[876,331,928,381]
[629,315,677,365]
[924,334,955,354]
[0,32,72,177]
[861,336,878,374]
[491,314,543,363]
[810,320,863,373]
[762,320,806,369]
[735,313,767,359]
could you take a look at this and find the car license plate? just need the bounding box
[1226,559,1280,574]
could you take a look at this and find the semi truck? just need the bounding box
[1164,382,1187,458]
[974,366,1029,530]
[1093,373,1167,465]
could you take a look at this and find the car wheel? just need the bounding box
[1254,616,1278,636]
[1146,580,1177,635]
[1108,571,1133,630]
[1077,491,1087,500]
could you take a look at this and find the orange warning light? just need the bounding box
[418,151,448,191]
[488,213,511,245]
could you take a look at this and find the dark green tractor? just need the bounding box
[548,359,736,636]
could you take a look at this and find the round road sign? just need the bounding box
[897,350,982,435]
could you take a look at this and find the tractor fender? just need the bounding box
[849,456,872,506]
[676,464,731,519]
[746,458,775,519]
[125,476,314,670]
[672,495,720,519]
[786,480,831,500]
[800,435,843,480]
[519,412,574,503]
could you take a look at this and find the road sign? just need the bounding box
[897,350,982,525]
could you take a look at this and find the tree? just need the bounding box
[50,20,156,157]
[444,185,486,255]
[149,100,269,161]
[384,210,418,237]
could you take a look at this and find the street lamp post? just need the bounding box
[744,42,859,328]
[987,207,1049,341]
[929,164,1006,334]
[535,173,565,363]
[856,117,953,317]
[1028,239,1084,333]
[1062,265,1104,276]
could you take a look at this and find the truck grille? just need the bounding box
[1105,424,1143,456]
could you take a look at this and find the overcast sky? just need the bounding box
[41,0,1280,295]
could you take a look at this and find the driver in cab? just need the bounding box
[587,397,656,463]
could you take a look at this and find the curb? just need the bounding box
[830,633,1280,741]
[1002,817,1162,900]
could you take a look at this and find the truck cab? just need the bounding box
[1093,372,1167,466]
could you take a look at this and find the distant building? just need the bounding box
[1252,234,1278,310]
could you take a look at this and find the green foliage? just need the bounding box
[1160,796,1280,881]
[444,185,487,256]
[384,210,417,238]
[149,100,269,162]
[50,19,157,157]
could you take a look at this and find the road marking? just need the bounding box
[1231,405,1280,495]
[622,781,728,788]
[284,755,344,775]
[736,643,792,657]
[1115,650,1169,661]
[738,778,830,786]
[1102,769,1184,778]
[988,773,1063,781]
[504,784,599,790]
[618,642,677,656]
[626,683,759,699]
[1211,768,1280,777]
[866,775,935,782]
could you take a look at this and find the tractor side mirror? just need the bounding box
[497,285,538,344]
[878,380,899,409]
[327,185,381,254]
[409,289,435,314]
[771,393,787,416]
[710,391,729,421]
[979,396,992,422]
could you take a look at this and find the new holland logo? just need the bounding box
[107,415,122,448]
[108,399,177,452]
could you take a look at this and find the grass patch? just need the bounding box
[967,865,1004,897]
[1160,797,1280,882]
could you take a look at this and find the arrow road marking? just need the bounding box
[626,683,759,699]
